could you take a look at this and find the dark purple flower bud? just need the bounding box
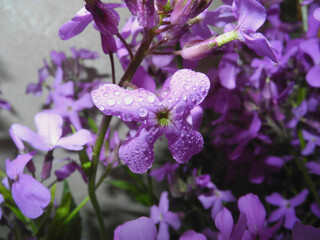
[85,0,119,36]
[124,0,159,29]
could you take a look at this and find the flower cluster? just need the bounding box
[1,0,320,239]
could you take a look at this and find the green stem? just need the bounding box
[299,0,309,32]
[64,196,90,225]
[88,115,112,240]
[292,151,320,208]
[87,28,155,239]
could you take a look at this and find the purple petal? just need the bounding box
[150,205,161,224]
[301,141,316,156]
[35,112,63,147]
[218,52,240,89]
[6,152,36,180]
[73,93,94,111]
[265,192,285,206]
[164,212,181,230]
[242,32,277,62]
[290,189,308,207]
[238,193,266,234]
[299,38,320,64]
[58,15,93,40]
[165,120,204,164]
[198,194,215,209]
[159,191,169,214]
[306,161,320,175]
[284,208,299,229]
[313,7,320,21]
[306,65,320,88]
[91,83,161,123]
[215,207,233,240]
[230,212,247,240]
[118,217,157,240]
[179,230,207,240]
[57,129,93,151]
[9,128,25,151]
[100,33,117,54]
[10,124,50,151]
[203,5,236,28]
[233,0,266,32]
[268,207,286,222]
[158,222,169,240]
[164,69,210,116]
[187,106,203,130]
[119,125,163,173]
[12,174,51,219]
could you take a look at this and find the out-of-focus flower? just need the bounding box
[6,152,51,219]
[10,112,93,152]
[150,191,181,240]
[114,216,157,240]
[266,189,309,229]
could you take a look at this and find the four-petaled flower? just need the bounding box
[91,69,210,173]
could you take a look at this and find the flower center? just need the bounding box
[156,110,170,127]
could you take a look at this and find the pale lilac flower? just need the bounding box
[150,191,181,240]
[10,112,93,152]
[55,160,87,182]
[150,162,179,183]
[0,90,11,110]
[91,69,210,173]
[6,152,51,219]
[266,189,309,229]
[114,216,157,240]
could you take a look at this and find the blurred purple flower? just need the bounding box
[301,130,320,156]
[266,189,309,229]
[10,112,93,152]
[0,194,4,220]
[91,69,210,173]
[150,191,181,240]
[233,0,277,62]
[150,162,179,183]
[114,216,157,240]
[292,222,320,240]
[6,152,51,219]
[179,230,207,240]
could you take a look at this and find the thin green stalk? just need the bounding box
[63,196,90,225]
[87,28,155,239]
[292,151,320,208]
[88,115,112,240]
[299,0,309,32]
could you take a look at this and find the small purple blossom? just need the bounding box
[150,191,181,240]
[91,69,210,173]
[266,189,309,229]
[6,152,51,219]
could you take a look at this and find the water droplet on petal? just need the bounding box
[182,95,187,101]
[147,95,156,103]
[113,90,120,96]
[183,84,190,90]
[106,98,115,106]
[138,96,144,102]
[123,96,134,105]
[99,106,105,111]
[168,98,173,103]
[138,107,148,118]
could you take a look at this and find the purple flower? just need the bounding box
[150,191,181,240]
[238,193,282,239]
[198,182,235,218]
[266,189,309,229]
[91,69,210,173]
[150,162,179,183]
[0,90,11,110]
[10,112,93,152]
[233,0,277,62]
[124,0,159,29]
[114,216,157,240]
[301,130,320,156]
[6,152,51,219]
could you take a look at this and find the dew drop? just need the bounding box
[138,96,144,102]
[182,95,187,101]
[123,96,134,105]
[168,98,173,103]
[113,90,120,96]
[138,107,148,118]
[103,93,109,97]
[106,98,116,106]
[99,106,105,111]
[147,95,156,103]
